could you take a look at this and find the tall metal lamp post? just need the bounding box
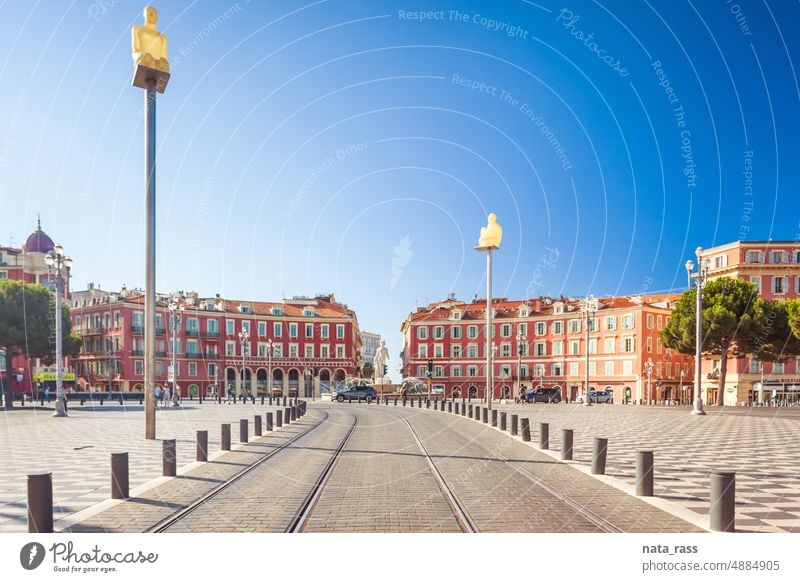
[679,368,686,405]
[685,248,708,416]
[267,338,273,397]
[44,244,72,418]
[132,6,171,439]
[168,295,183,406]
[475,213,502,410]
[516,331,526,401]
[645,357,654,406]
[581,295,598,407]
[238,329,249,400]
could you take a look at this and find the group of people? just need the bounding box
[153,384,175,407]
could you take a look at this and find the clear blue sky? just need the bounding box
[1,1,798,376]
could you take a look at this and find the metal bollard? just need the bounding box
[461,403,466,416]
[511,414,519,436]
[491,409,497,427]
[269,396,273,406]
[710,471,736,532]
[254,415,262,436]
[468,404,474,418]
[539,423,549,450]
[636,451,654,496]
[275,409,283,427]
[411,398,415,408]
[240,419,248,443]
[394,398,398,406]
[27,473,53,533]
[266,412,274,431]
[110,453,129,499]
[500,411,507,431]
[284,408,291,425]
[433,400,437,411]
[283,396,287,407]
[403,398,407,407]
[426,398,430,408]
[196,430,208,462]
[291,406,297,421]
[162,439,177,477]
[561,429,574,460]
[482,407,488,424]
[591,438,608,475]
[261,395,265,405]
[221,424,231,450]
[448,401,453,413]
[119,394,124,405]
[455,403,460,415]
[521,418,531,442]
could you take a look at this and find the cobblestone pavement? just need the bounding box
[487,401,800,533]
[3,399,792,533]
[0,400,293,532]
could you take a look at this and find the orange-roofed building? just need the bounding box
[400,293,693,404]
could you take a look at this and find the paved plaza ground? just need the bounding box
[0,399,798,533]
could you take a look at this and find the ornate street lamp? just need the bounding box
[238,329,250,400]
[581,295,598,407]
[685,248,709,416]
[44,244,72,418]
[168,295,183,406]
[516,331,526,401]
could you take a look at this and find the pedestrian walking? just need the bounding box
[162,386,171,407]
[154,384,162,407]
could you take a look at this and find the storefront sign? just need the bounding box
[33,372,76,382]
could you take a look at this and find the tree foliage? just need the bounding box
[661,277,759,405]
[751,299,800,362]
[0,279,82,364]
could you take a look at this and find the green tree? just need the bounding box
[751,299,800,364]
[660,277,759,405]
[788,299,800,341]
[0,280,82,406]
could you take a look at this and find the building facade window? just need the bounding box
[433,326,445,339]
[135,360,143,375]
[552,341,563,356]
[336,345,345,359]
[623,337,635,353]
[336,325,345,339]
[274,322,282,337]
[621,314,634,329]
[750,276,761,293]
[419,345,428,358]
[569,319,581,333]
[452,365,463,377]
[569,340,580,355]
[467,325,478,339]
[467,345,478,358]
[321,324,329,339]
[417,327,429,339]
[451,326,462,339]
[604,361,614,375]
[467,365,478,377]
[501,344,511,357]
[535,342,547,356]
[306,323,313,338]
[305,345,314,358]
[551,364,563,376]
[289,323,298,338]
[451,345,462,358]
[434,344,444,358]
[604,338,615,354]
[622,360,633,375]
[552,321,564,334]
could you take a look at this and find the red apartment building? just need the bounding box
[69,286,362,398]
[0,221,73,395]
[401,294,694,405]
[699,241,800,405]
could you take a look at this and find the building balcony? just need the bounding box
[185,329,200,337]
[130,350,144,356]
[155,326,166,335]
[185,352,204,359]
[155,351,167,358]
[131,325,144,334]
[201,330,220,338]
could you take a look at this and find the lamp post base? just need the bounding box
[52,399,68,417]
[691,398,706,416]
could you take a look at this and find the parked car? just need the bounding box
[523,387,562,403]
[576,390,613,404]
[335,385,378,403]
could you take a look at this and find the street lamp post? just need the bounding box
[581,295,598,407]
[475,213,502,410]
[267,339,273,397]
[685,248,708,416]
[679,368,686,405]
[238,329,249,400]
[645,357,653,406]
[44,244,72,418]
[516,331,526,401]
[168,296,183,407]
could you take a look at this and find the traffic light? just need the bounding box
[427,359,433,373]
[383,364,388,376]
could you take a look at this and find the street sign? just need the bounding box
[168,365,175,382]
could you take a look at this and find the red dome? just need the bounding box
[24,221,55,254]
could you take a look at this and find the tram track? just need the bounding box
[147,409,329,533]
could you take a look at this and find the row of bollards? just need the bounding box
[425,395,736,533]
[27,400,308,533]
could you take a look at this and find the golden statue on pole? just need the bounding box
[478,213,502,249]
[132,6,170,92]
